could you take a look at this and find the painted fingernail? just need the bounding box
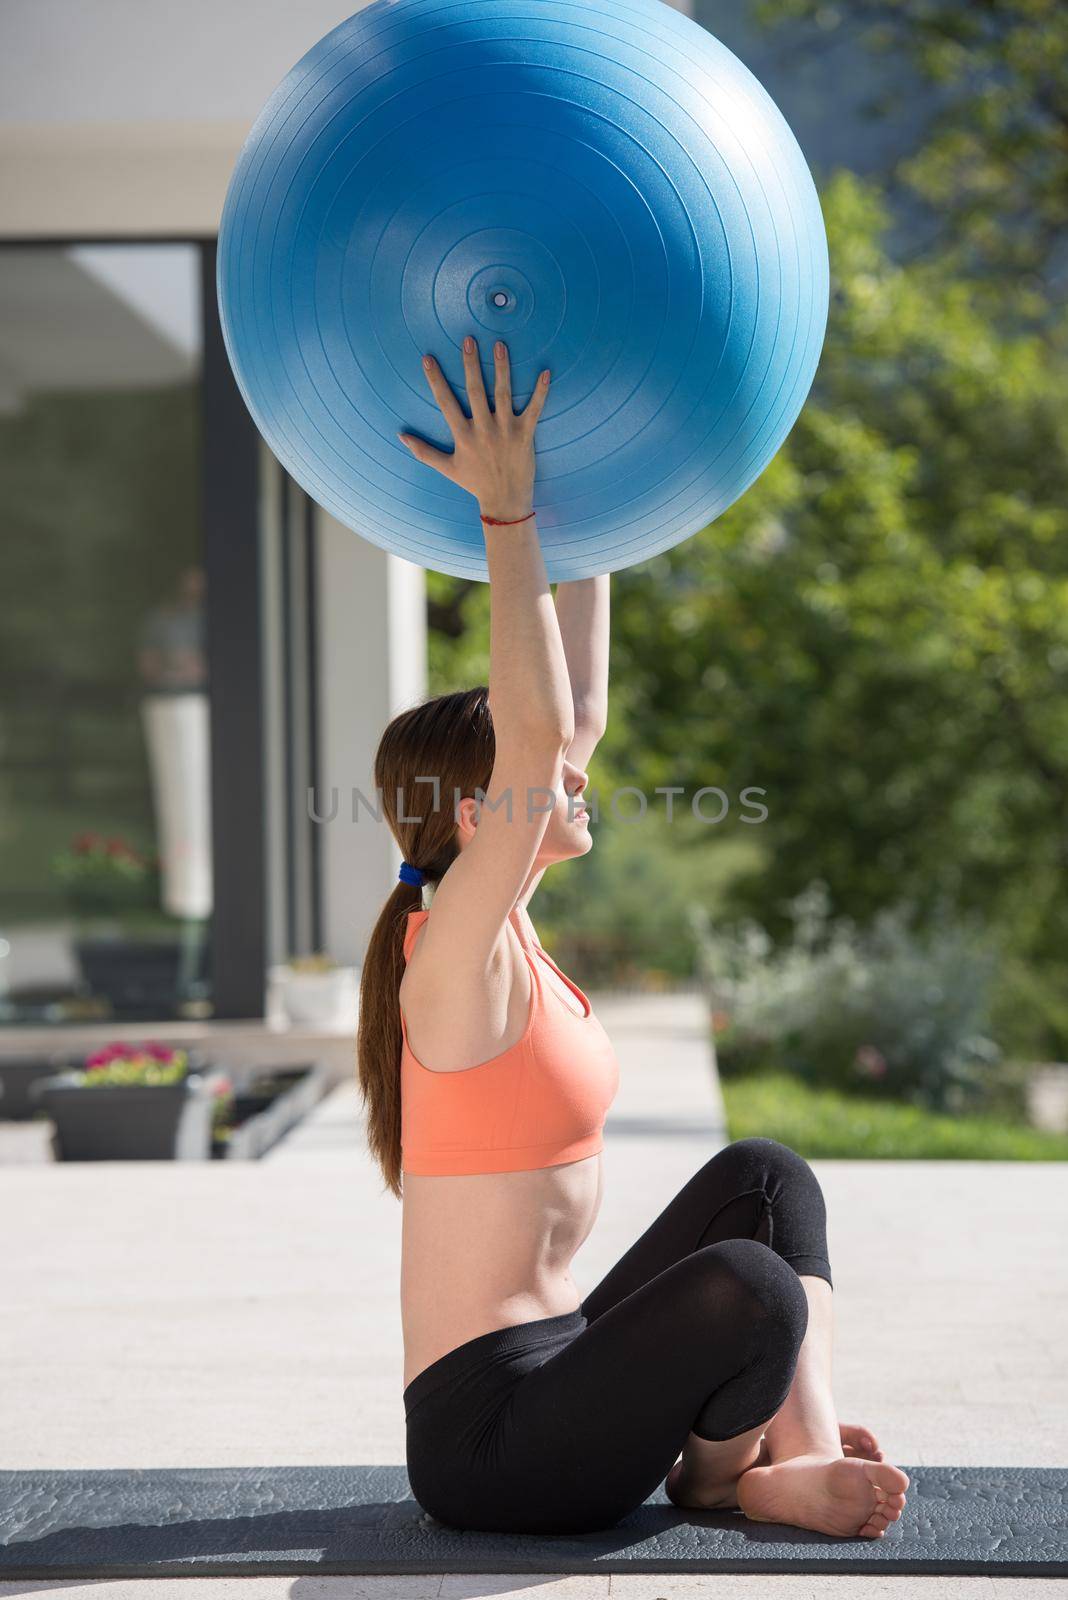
[464,335,474,352]
[541,370,551,384]
[423,355,433,370]
[495,341,505,357]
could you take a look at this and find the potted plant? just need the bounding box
[269,953,357,1027]
[52,833,161,917]
[53,833,210,1018]
[32,1041,220,1160]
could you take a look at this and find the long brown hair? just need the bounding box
[356,685,496,1197]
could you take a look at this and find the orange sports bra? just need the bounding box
[399,906,619,1177]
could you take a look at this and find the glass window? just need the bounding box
[0,242,212,1022]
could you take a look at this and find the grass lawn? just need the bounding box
[721,1071,1068,1160]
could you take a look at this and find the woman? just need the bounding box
[357,334,910,1538]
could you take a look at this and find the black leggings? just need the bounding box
[403,1137,832,1535]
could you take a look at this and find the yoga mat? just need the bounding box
[1,1465,1065,1579]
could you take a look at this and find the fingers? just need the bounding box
[396,432,457,480]
[462,334,491,421]
[521,365,552,430]
[493,340,513,416]
[421,354,467,437]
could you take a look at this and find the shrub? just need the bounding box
[531,810,762,987]
[694,882,1006,1115]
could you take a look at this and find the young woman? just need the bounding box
[356,334,910,1538]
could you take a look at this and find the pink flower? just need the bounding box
[212,1077,233,1097]
[146,1042,172,1061]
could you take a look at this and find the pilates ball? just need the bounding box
[218,0,829,581]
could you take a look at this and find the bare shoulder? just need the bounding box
[399,912,530,1074]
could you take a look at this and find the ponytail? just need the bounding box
[355,686,495,1196]
[356,879,422,1198]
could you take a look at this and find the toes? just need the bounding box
[872,1497,903,1523]
[870,1462,910,1495]
[840,1425,883,1462]
[859,1511,891,1538]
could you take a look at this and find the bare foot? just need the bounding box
[666,1422,886,1513]
[737,1453,910,1538]
[756,1423,884,1468]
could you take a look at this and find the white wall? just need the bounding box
[0,0,691,235]
[0,1,360,236]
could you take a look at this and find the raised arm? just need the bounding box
[554,574,610,770]
[397,335,572,976]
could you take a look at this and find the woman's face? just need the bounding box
[534,757,593,867]
[453,756,592,866]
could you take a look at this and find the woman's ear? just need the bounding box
[454,793,480,844]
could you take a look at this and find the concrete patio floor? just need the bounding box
[1,989,1065,1600]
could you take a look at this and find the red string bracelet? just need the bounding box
[480,510,535,525]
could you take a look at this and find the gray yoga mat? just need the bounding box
[1,1465,1065,1579]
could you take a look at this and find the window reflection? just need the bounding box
[0,242,211,1022]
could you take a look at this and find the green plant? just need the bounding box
[210,1075,235,1141]
[697,882,1005,1115]
[79,1040,188,1086]
[722,1071,1068,1161]
[53,833,160,915]
[526,810,762,987]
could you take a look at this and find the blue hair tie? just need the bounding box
[398,861,426,887]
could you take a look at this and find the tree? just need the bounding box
[604,172,1068,1048]
[753,0,1068,298]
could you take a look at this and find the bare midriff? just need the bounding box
[400,1152,604,1388]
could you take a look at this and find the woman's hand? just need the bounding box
[398,335,551,522]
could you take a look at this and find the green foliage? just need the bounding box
[754,0,1068,293]
[528,810,763,986]
[722,1070,1068,1160]
[699,882,1006,1115]
[603,170,1068,1052]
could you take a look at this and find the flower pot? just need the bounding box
[31,1071,219,1160]
[269,965,357,1027]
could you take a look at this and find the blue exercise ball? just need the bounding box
[218,0,828,582]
